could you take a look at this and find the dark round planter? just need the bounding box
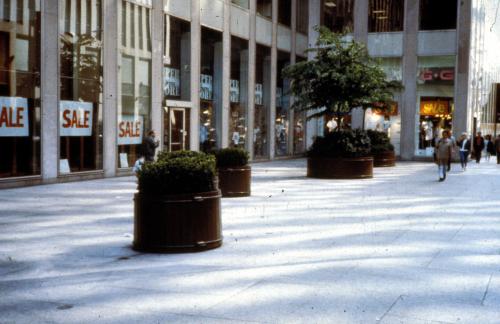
[217,165,251,197]
[373,150,396,167]
[133,190,222,253]
[307,156,373,179]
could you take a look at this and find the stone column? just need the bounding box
[400,0,419,160]
[190,0,201,151]
[221,0,231,148]
[453,0,472,137]
[102,0,119,177]
[41,0,59,181]
[306,0,321,149]
[288,0,297,155]
[246,0,257,159]
[351,0,369,129]
[151,0,164,151]
[269,0,278,159]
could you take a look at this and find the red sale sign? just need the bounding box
[0,97,29,137]
[118,115,144,145]
[59,101,93,137]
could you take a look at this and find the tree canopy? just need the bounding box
[283,26,403,121]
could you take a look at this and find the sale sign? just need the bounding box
[59,101,93,136]
[0,97,29,137]
[118,115,144,145]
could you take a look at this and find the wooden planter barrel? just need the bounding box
[133,190,222,253]
[307,156,373,179]
[217,165,251,197]
[373,150,396,167]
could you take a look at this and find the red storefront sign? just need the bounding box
[418,68,455,85]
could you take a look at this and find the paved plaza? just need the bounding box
[1,159,500,323]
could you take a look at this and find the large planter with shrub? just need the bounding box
[133,151,222,252]
[367,130,396,167]
[307,129,373,179]
[214,148,251,197]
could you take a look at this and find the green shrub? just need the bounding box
[366,130,394,154]
[213,148,249,168]
[307,129,371,158]
[138,151,216,195]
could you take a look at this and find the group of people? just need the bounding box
[435,131,500,181]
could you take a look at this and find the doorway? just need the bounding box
[164,107,190,152]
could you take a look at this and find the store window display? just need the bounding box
[0,0,41,178]
[293,56,307,155]
[229,37,248,148]
[59,0,103,173]
[322,0,354,33]
[254,44,271,159]
[276,51,290,157]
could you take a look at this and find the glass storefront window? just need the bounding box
[118,1,152,168]
[232,0,249,9]
[0,0,41,178]
[59,0,103,173]
[297,0,309,34]
[278,0,292,26]
[276,51,290,156]
[254,44,271,159]
[368,0,404,33]
[416,56,456,157]
[257,0,273,19]
[420,0,457,31]
[229,37,249,148]
[293,56,307,155]
[164,15,190,101]
[323,0,354,33]
[200,27,223,152]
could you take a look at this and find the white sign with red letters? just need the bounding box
[0,97,29,137]
[118,115,144,145]
[59,101,93,137]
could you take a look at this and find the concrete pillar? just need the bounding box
[351,0,369,129]
[190,0,201,151]
[102,0,118,177]
[41,0,59,181]
[453,0,472,138]
[306,0,321,149]
[400,0,419,160]
[288,0,297,155]
[246,0,256,159]
[221,0,231,148]
[269,0,278,159]
[151,0,164,152]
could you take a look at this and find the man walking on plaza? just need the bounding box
[142,130,159,162]
[436,130,452,181]
[496,134,500,164]
[473,132,485,163]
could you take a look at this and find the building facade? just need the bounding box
[0,0,498,188]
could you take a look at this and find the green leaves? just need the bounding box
[212,148,249,168]
[283,27,403,119]
[308,129,372,158]
[367,130,394,154]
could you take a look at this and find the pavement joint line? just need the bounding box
[424,249,442,268]
[481,274,494,306]
[449,224,465,241]
[204,279,266,312]
[376,294,405,323]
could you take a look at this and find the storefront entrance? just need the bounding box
[417,97,453,157]
[164,107,190,152]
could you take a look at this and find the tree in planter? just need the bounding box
[212,148,251,197]
[282,26,402,129]
[367,129,397,167]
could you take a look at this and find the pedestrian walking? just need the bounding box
[142,130,159,162]
[473,132,485,163]
[448,132,457,171]
[496,134,500,165]
[457,132,471,171]
[485,135,495,162]
[436,130,452,182]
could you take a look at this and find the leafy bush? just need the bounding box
[366,130,394,154]
[138,151,216,195]
[307,129,371,158]
[213,148,249,168]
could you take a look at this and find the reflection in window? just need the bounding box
[59,0,103,173]
[278,0,291,26]
[323,0,354,33]
[257,0,272,19]
[368,0,404,32]
[164,15,190,101]
[231,0,249,9]
[276,51,290,157]
[118,1,152,168]
[229,37,249,148]
[254,44,271,159]
[297,0,309,34]
[200,27,223,152]
[293,56,307,155]
[0,0,41,178]
[420,0,457,31]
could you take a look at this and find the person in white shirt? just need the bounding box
[456,132,471,171]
